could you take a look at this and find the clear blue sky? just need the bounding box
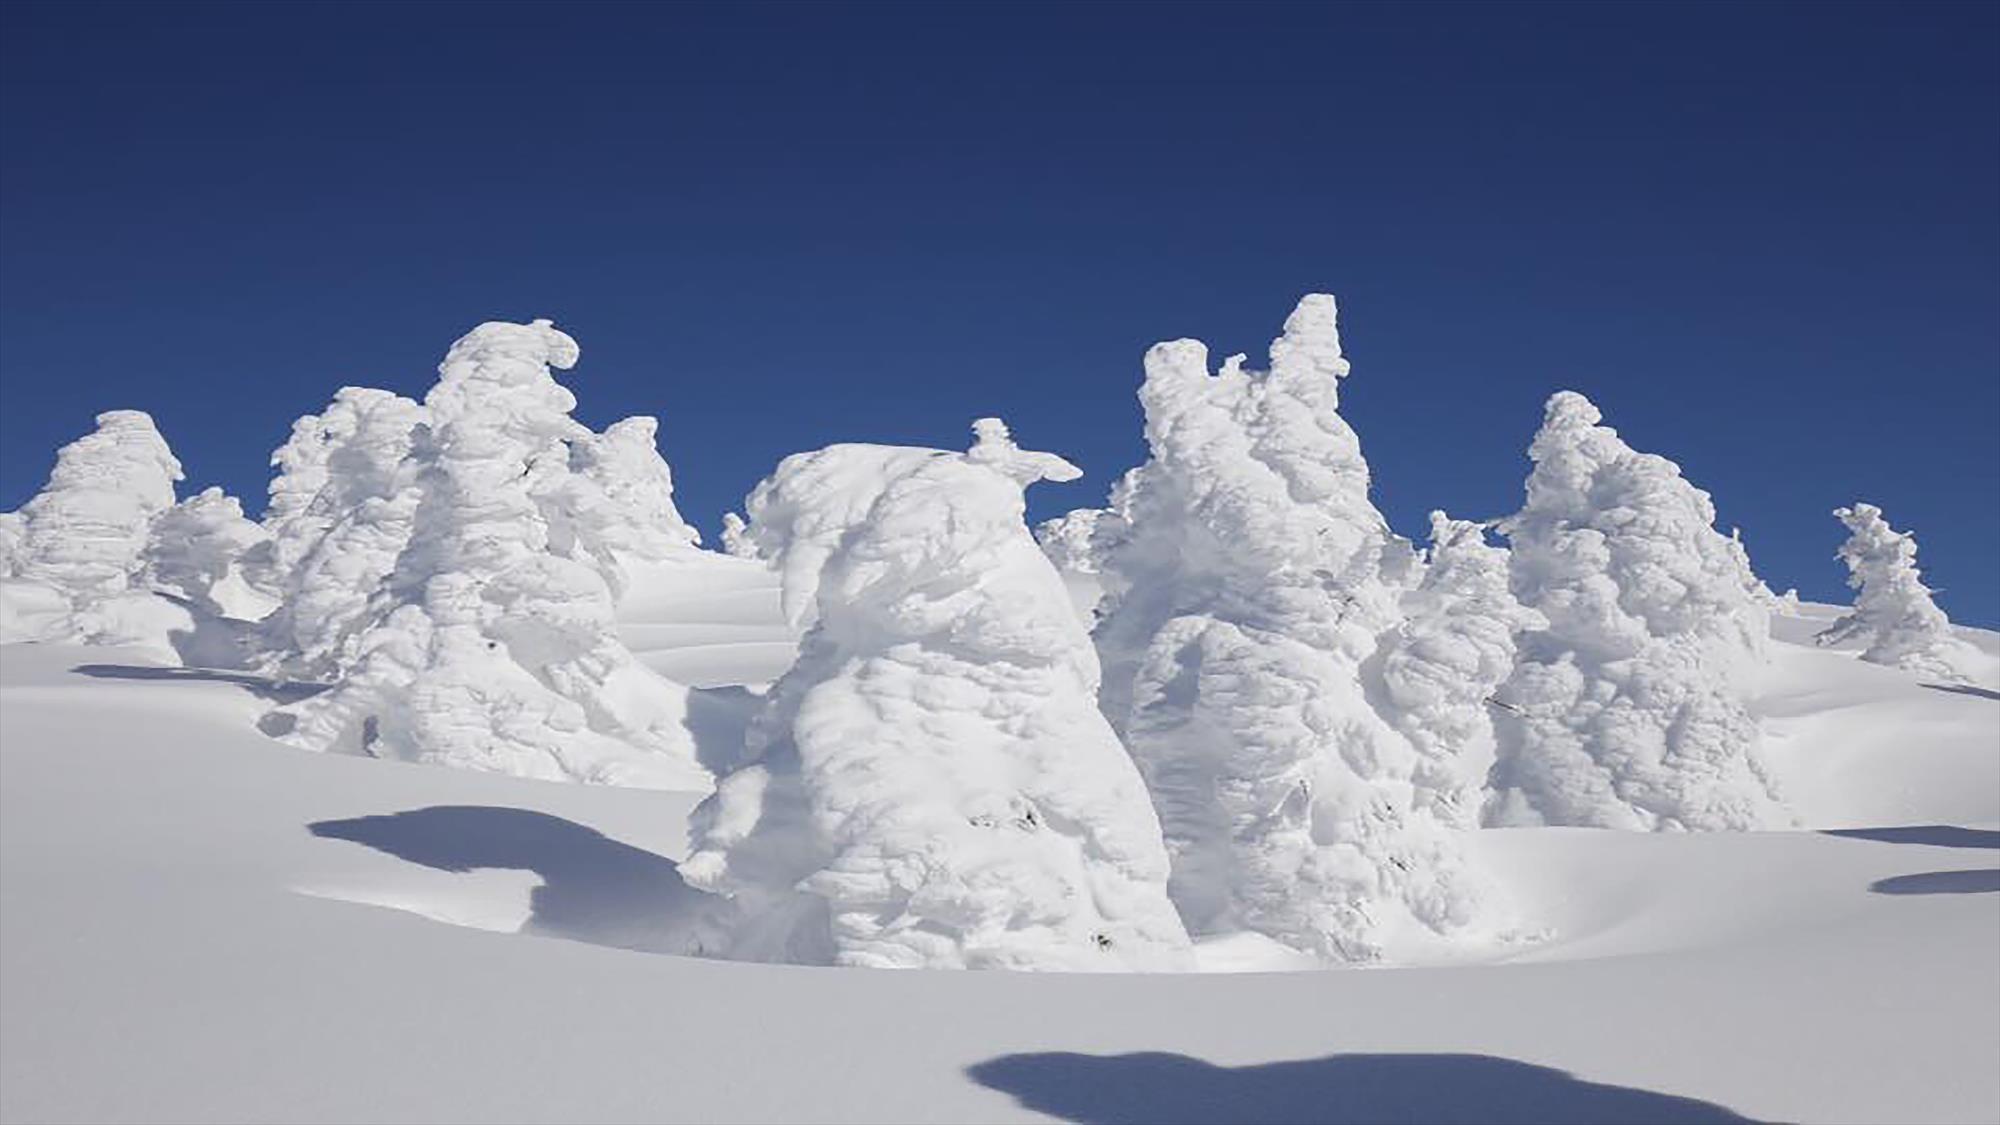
[3,2,1995,623]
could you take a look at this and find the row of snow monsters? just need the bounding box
[0,298,1975,971]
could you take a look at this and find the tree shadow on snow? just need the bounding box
[1920,682,2000,702]
[967,1051,1762,1125]
[307,806,722,955]
[1821,826,2000,850]
[1868,870,2000,895]
[684,684,762,774]
[72,663,326,705]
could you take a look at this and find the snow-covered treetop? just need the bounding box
[1100,294,1396,652]
[1505,389,1768,662]
[13,410,184,594]
[741,418,1081,630]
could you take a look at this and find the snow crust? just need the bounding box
[1488,391,1789,831]
[682,420,1193,970]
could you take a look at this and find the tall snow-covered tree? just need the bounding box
[1084,295,1487,963]
[1818,502,1979,682]
[251,386,429,680]
[268,320,704,788]
[680,419,1193,971]
[1488,390,1788,831]
[1380,512,1545,830]
[0,410,189,649]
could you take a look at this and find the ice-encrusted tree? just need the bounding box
[538,414,702,598]
[1085,295,1485,963]
[268,320,704,788]
[0,410,189,648]
[680,419,1194,971]
[251,386,429,680]
[1817,502,1979,682]
[1380,512,1545,830]
[1488,391,1788,831]
[143,486,271,620]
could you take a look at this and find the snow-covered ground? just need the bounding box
[2,554,1994,1124]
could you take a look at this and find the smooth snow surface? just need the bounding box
[4,591,1997,1123]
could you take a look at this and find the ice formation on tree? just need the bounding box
[267,320,705,788]
[1487,391,1788,831]
[251,386,429,680]
[1083,295,1486,963]
[718,511,757,559]
[143,487,272,621]
[680,419,1193,971]
[0,411,191,649]
[1817,503,1979,682]
[1380,512,1545,830]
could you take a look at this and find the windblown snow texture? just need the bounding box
[1080,296,1489,963]
[681,419,1194,971]
[1488,391,1790,831]
[1818,502,1979,682]
[268,320,706,789]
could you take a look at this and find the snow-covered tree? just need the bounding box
[680,419,1193,971]
[142,487,272,621]
[1818,502,1979,682]
[1380,512,1545,830]
[250,386,429,680]
[0,410,190,649]
[1085,295,1487,963]
[1488,391,1788,831]
[268,320,704,788]
[538,414,702,599]
[718,511,756,559]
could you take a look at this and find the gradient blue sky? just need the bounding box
[3,2,1995,623]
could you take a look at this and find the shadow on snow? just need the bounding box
[1821,825,2000,850]
[966,1051,1761,1124]
[1868,870,2000,895]
[307,805,721,955]
[71,662,327,705]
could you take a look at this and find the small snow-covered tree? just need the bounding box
[1488,391,1788,831]
[269,320,703,788]
[0,410,189,648]
[539,414,702,598]
[680,419,1193,971]
[1380,512,1545,830]
[1818,503,1979,682]
[718,511,757,559]
[1086,295,1485,963]
[142,487,271,620]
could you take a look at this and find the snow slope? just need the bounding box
[2,574,1997,1123]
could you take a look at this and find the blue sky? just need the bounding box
[3,2,1995,623]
